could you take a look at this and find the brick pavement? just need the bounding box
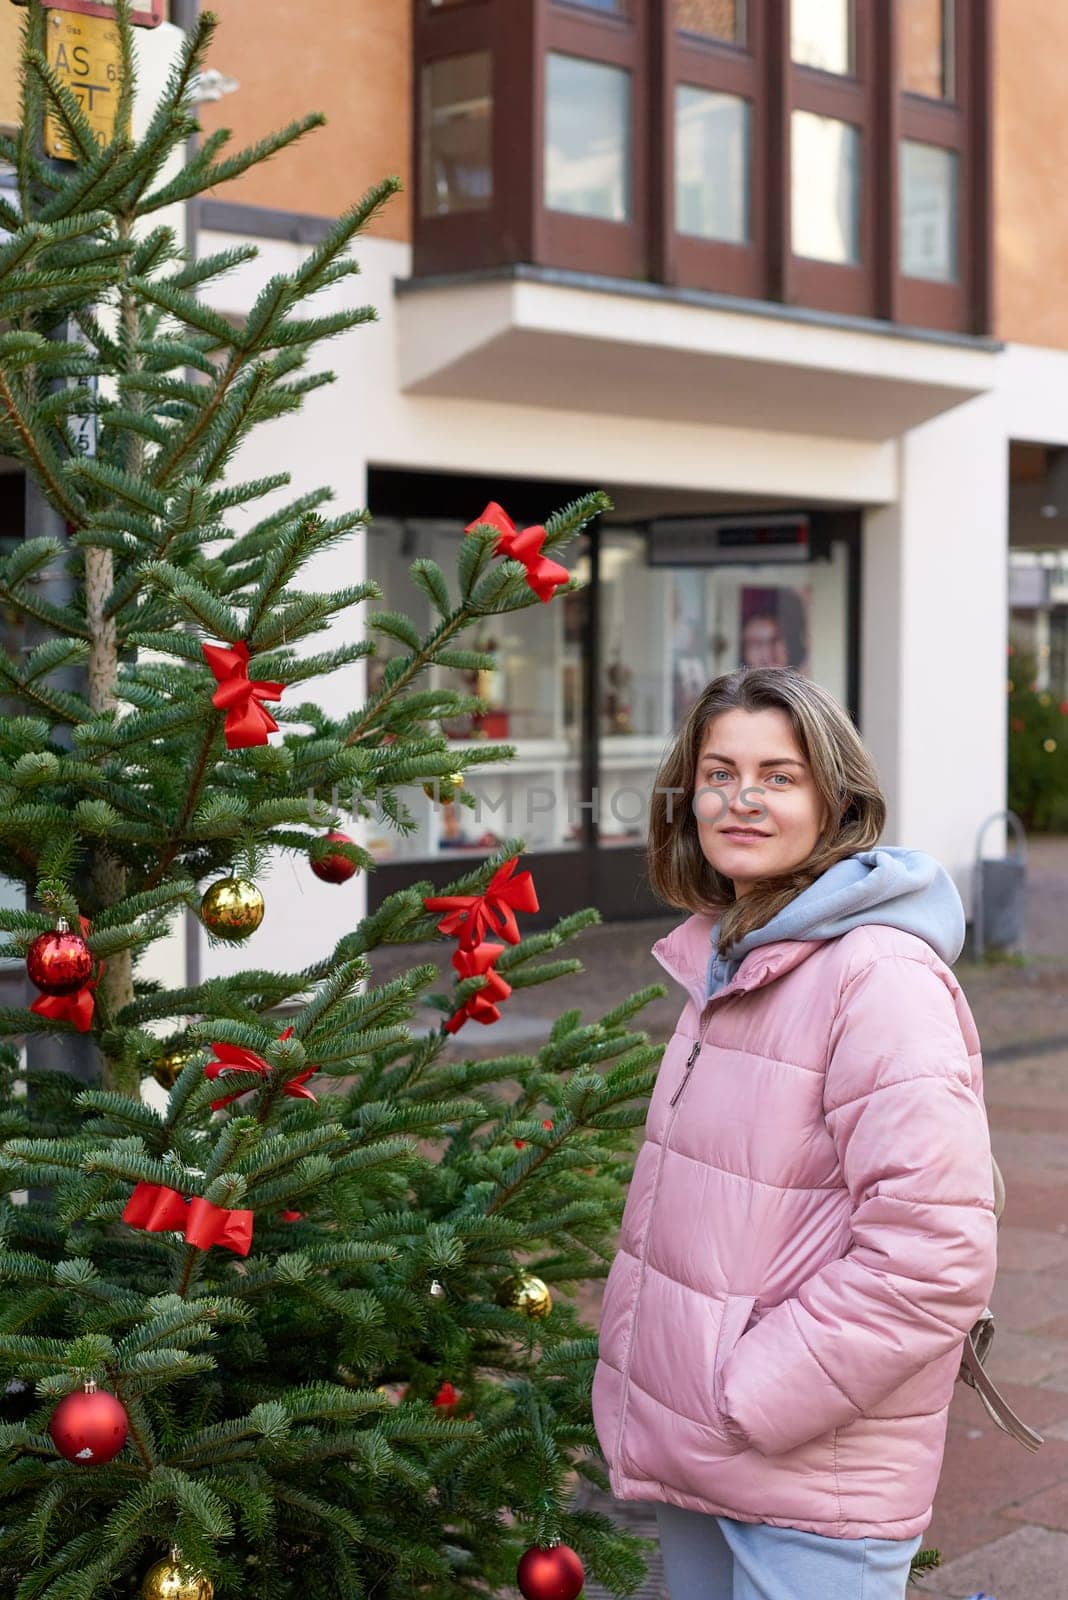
[372,835,1068,1599]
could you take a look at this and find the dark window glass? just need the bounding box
[545,53,631,222]
[902,0,954,100]
[791,111,861,264]
[674,0,745,44]
[901,140,959,281]
[675,87,750,243]
[791,0,853,75]
[420,53,493,219]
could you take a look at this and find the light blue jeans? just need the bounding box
[655,1501,924,1600]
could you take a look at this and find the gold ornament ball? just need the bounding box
[423,772,465,804]
[498,1271,553,1320]
[141,1555,214,1600]
[1044,738,1058,753]
[152,1046,198,1090]
[200,877,264,941]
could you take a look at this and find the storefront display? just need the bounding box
[364,489,857,914]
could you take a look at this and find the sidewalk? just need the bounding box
[375,836,1068,1599]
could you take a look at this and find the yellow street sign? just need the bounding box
[44,9,125,161]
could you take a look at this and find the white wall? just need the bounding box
[862,395,1009,914]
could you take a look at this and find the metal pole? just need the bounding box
[22,66,99,1084]
[171,0,201,994]
[22,425,98,1086]
[169,0,198,29]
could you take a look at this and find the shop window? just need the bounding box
[900,140,958,282]
[596,526,851,850]
[365,518,586,864]
[419,52,493,218]
[675,86,750,244]
[790,110,860,265]
[545,53,631,222]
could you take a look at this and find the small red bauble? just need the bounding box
[26,926,94,996]
[432,1380,459,1413]
[309,831,358,884]
[49,1383,128,1465]
[516,1541,585,1600]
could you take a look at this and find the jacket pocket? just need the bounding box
[712,1292,759,1441]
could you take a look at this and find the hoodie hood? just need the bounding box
[706,845,966,1002]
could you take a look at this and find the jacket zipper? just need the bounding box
[609,1002,717,1476]
[669,1011,715,1107]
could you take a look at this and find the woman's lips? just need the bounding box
[720,831,768,842]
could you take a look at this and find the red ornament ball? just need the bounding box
[432,1380,459,1413]
[49,1385,128,1465]
[27,928,94,996]
[516,1542,585,1600]
[309,831,359,884]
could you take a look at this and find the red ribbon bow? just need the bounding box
[29,915,101,1034]
[444,947,512,1034]
[204,1026,316,1111]
[424,856,539,951]
[122,1180,253,1257]
[202,640,284,749]
[464,502,570,604]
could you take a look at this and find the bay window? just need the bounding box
[413,0,991,335]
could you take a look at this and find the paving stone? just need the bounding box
[990,1225,1068,1274]
[918,1524,1068,1599]
[980,1329,1068,1387]
[990,1182,1068,1233]
[990,1269,1068,1331]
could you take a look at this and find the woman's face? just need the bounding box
[692,707,829,899]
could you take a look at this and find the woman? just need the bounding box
[591,666,998,1600]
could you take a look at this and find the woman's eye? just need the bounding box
[706,770,791,785]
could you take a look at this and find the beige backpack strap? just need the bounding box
[958,1155,1043,1449]
[961,1328,1044,1452]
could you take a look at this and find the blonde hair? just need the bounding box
[646,667,886,960]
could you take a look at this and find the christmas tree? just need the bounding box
[0,6,661,1594]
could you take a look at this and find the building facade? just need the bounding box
[5,1,1067,985]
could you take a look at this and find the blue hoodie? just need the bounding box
[705,845,966,1001]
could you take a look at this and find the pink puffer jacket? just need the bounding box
[591,913,998,1539]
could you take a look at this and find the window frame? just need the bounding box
[537,0,651,278]
[896,0,985,331]
[660,4,765,295]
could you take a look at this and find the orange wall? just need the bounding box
[994,0,1068,349]
[198,0,411,242]
[1,5,23,132]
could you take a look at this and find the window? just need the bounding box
[791,0,853,76]
[420,53,492,218]
[901,0,954,99]
[791,111,860,265]
[558,0,627,11]
[674,0,746,44]
[900,140,958,282]
[545,53,631,222]
[675,87,750,243]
